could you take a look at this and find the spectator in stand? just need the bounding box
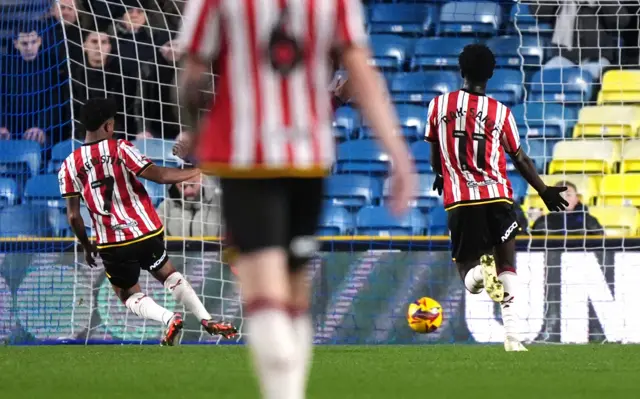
[49,0,88,64]
[531,181,603,236]
[156,175,221,237]
[534,1,631,79]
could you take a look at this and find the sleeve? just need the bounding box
[58,158,80,198]
[500,109,521,156]
[177,0,222,62]
[333,0,369,51]
[118,140,153,176]
[424,98,438,143]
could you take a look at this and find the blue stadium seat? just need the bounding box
[0,205,55,237]
[507,171,527,201]
[426,206,448,236]
[0,140,41,177]
[508,4,553,38]
[333,106,361,141]
[356,206,425,236]
[369,4,435,35]
[411,37,476,70]
[390,72,461,104]
[369,35,410,71]
[132,139,180,167]
[487,36,546,69]
[318,205,354,236]
[411,141,432,173]
[49,139,82,172]
[325,175,381,208]
[24,174,64,208]
[384,173,441,211]
[486,69,524,106]
[141,180,166,208]
[511,103,578,139]
[529,68,594,105]
[438,2,502,36]
[336,140,389,175]
[360,104,427,141]
[525,139,554,173]
[0,178,17,208]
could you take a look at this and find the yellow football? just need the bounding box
[407,297,443,333]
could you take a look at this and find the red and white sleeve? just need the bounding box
[501,109,521,156]
[58,158,80,198]
[177,0,222,62]
[334,0,369,50]
[118,140,153,176]
[424,98,438,143]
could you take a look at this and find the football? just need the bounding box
[407,297,443,333]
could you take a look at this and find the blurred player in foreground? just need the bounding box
[59,98,237,345]
[426,44,568,352]
[176,0,416,397]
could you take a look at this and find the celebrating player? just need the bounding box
[176,0,416,398]
[58,98,237,346]
[426,44,568,352]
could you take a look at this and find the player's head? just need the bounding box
[459,44,496,88]
[556,180,579,211]
[80,98,118,139]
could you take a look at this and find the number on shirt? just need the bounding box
[91,176,115,213]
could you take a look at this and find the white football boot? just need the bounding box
[504,336,528,352]
[480,254,504,302]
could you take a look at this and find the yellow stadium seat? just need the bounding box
[572,106,640,138]
[620,140,640,173]
[548,140,619,174]
[599,174,640,207]
[588,206,639,236]
[598,70,640,104]
[524,174,598,215]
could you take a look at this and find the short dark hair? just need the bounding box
[556,180,577,192]
[459,44,496,83]
[80,98,117,132]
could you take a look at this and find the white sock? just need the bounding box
[499,271,519,340]
[464,265,484,294]
[125,292,174,325]
[291,313,313,398]
[247,308,298,399]
[164,272,211,321]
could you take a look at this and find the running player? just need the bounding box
[58,98,237,346]
[426,44,568,352]
[176,1,416,398]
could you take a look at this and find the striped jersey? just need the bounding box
[425,89,521,209]
[178,0,368,177]
[58,139,163,248]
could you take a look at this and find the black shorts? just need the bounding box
[447,201,521,263]
[220,178,324,271]
[99,233,169,289]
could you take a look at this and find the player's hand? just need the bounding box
[84,243,98,268]
[432,174,444,196]
[387,158,417,216]
[540,185,569,212]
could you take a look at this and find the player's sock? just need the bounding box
[464,265,484,294]
[164,271,212,321]
[290,307,313,398]
[498,268,519,339]
[246,300,297,399]
[125,292,174,325]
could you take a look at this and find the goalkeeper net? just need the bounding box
[2,0,639,345]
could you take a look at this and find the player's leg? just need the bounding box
[220,178,297,399]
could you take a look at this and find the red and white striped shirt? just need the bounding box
[58,139,163,248]
[425,90,521,209]
[178,0,368,177]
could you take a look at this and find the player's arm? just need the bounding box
[65,196,98,267]
[423,99,444,194]
[139,164,201,185]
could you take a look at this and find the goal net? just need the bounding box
[1,0,639,345]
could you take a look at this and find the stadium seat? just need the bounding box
[438,2,502,36]
[325,175,381,208]
[318,205,354,236]
[510,103,578,139]
[0,178,17,208]
[0,140,41,177]
[525,138,555,173]
[572,106,640,139]
[141,180,166,208]
[368,4,435,35]
[588,206,639,236]
[508,4,553,37]
[529,68,594,105]
[620,140,640,173]
[599,175,640,207]
[333,106,361,141]
[369,35,410,71]
[410,37,476,70]
[49,139,82,172]
[0,205,55,237]
[486,69,524,106]
[487,36,546,69]
[356,206,425,236]
[390,72,461,104]
[426,206,448,235]
[507,171,527,201]
[24,174,63,208]
[524,174,598,211]
[597,70,640,105]
[411,141,432,173]
[361,104,427,141]
[548,140,619,174]
[132,139,180,167]
[384,173,440,210]
[336,140,390,175]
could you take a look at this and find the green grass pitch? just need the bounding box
[1,345,638,398]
